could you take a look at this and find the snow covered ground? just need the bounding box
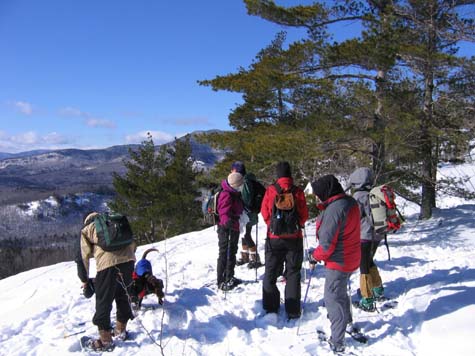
[1,163,475,356]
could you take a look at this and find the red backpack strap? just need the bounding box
[381,185,396,209]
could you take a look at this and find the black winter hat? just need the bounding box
[311,175,344,202]
[231,161,246,175]
[276,161,292,178]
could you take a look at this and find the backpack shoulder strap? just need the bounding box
[273,183,296,194]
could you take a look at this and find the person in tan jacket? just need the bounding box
[76,212,136,352]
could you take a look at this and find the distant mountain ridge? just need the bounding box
[0,130,225,205]
[0,149,53,160]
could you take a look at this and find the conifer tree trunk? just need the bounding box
[373,69,386,176]
[420,11,437,219]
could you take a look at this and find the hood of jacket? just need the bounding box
[348,167,373,191]
[311,175,344,202]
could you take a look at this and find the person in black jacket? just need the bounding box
[232,161,265,269]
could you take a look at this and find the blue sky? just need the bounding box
[0,1,473,153]
[0,0,314,152]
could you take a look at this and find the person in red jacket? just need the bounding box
[310,174,361,353]
[260,161,308,319]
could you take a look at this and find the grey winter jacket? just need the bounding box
[349,168,384,242]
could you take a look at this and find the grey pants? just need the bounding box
[324,268,352,346]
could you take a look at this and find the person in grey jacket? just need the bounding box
[311,174,361,353]
[348,167,385,311]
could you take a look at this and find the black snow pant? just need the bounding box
[241,223,256,248]
[360,240,380,274]
[93,261,135,331]
[241,212,258,248]
[217,226,240,285]
[262,238,303,315]
[324,268,352,347]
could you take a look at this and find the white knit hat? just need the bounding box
[227,172,244,189]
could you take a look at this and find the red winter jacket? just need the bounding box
[313,193,361,272]
[260,177,309,239]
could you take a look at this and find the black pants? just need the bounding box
[360,240,380,274]
[93,261,135,330]
[262,238,303,315]
[217,226,239,285]
[241,223,256,248]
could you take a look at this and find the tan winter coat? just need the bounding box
[80,212,136,276]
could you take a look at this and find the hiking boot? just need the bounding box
[247,247,262,269]
[328,339,345,353]
[112,320,128,341]
[359,297,376,312]
[219,277,242,291]
[236,245,249,266]
[372,286,385,301]
[85,330,115,352]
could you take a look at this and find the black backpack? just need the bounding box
[270,184,300,236]
[93,213,134,251]
[242,173,266,214]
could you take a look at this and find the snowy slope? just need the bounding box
[0,163,475,356]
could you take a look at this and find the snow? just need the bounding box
[1,163,475,355]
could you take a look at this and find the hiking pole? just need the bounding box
[296,265,316,336]
[64,329,86,338]
[224,229,231,300]
[302,226,309,281]
[255,220,258,282]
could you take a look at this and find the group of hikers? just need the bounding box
[213,161,390,353]
[76,160,393,354]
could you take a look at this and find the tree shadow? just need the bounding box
[362,267,475,341]
[387,205,475,250]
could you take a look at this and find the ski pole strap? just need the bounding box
[384,235,390,261]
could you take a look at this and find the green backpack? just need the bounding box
[241,173,266,214]
[94,213,134,251]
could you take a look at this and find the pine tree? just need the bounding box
[200,0,475,218]
[110,134,203,244]
[110,134,167,245]
[393,0,475,218]
[161,135,203,236]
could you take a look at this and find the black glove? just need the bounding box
[307,248,318,269]
[82,278,95,299]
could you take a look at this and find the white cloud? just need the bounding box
[125,130,174,145]
[0,131,74,153]
[86,118,116,129]
[59,106,116,129]
[11,131,38,144]
[13,101,33,115]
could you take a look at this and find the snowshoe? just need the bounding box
[354,297,376,312]
[219,277,242,291]
[80,336,115,352]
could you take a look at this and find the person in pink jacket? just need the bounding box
[216,172,245,291]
